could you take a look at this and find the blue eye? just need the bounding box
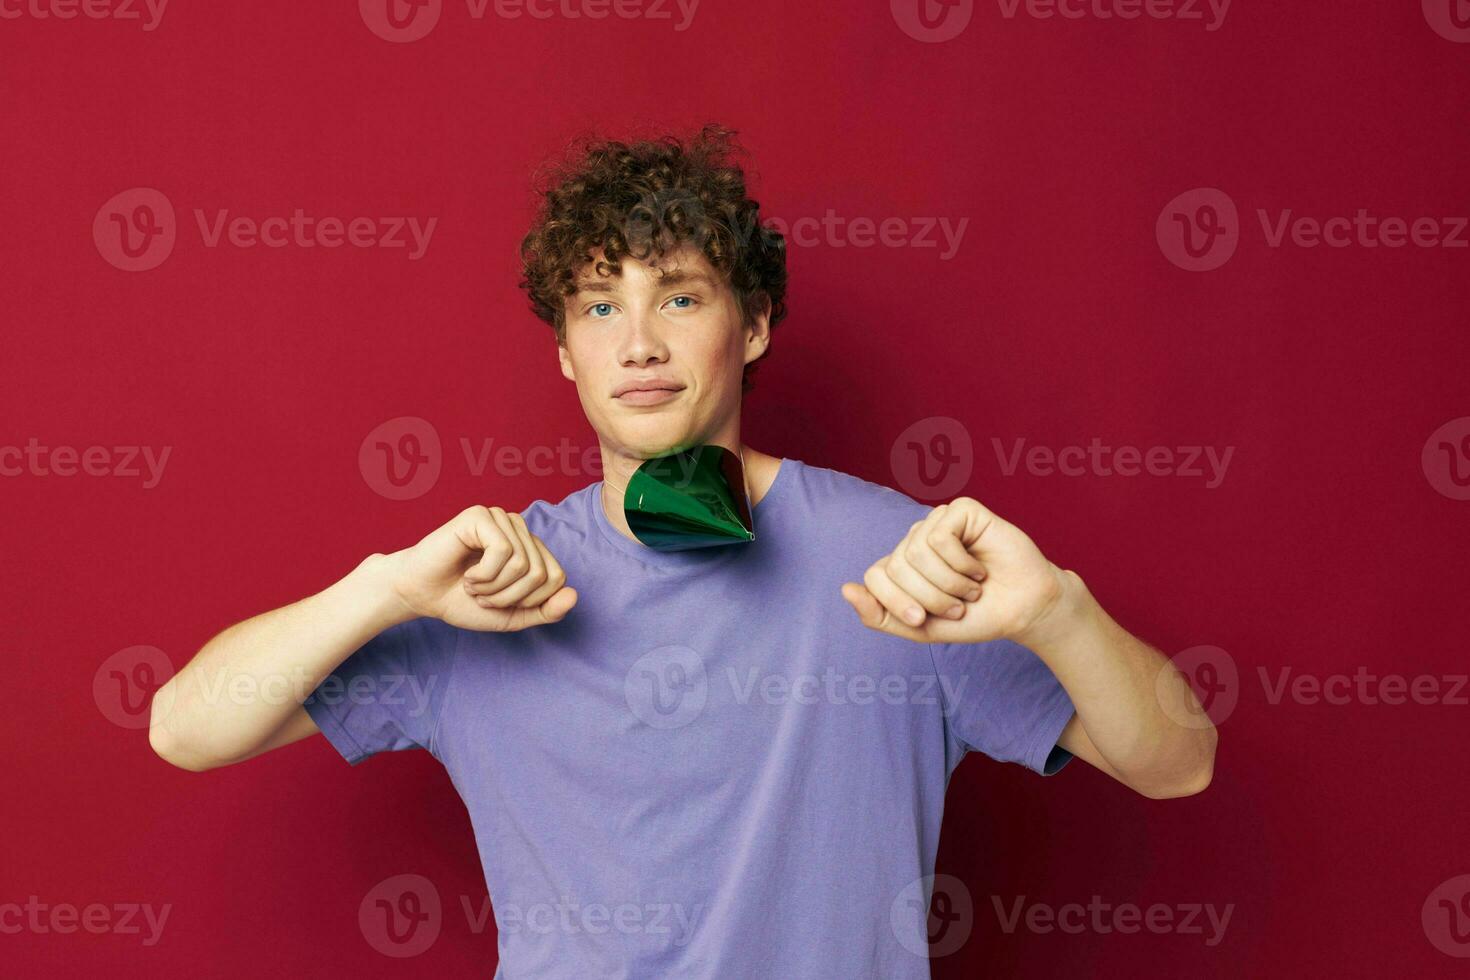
[668,295,695,309]
[590,303,614,318]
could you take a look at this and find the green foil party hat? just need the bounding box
[623,445,756,552]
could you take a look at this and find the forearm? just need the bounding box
[1020,570,1217,797]
[149,552,411,770]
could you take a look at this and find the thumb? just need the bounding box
[841,582,884,629]
[841,582,926,641]
[538,586,578,623]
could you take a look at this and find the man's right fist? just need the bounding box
[385,505,578,632]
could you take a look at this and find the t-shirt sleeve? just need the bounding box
[929,636,1077,776]
[303,617,460,766]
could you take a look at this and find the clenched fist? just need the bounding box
[386,505,578,632]
[840,497,1071,647]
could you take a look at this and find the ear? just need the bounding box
[558,340,576,383]
[742,297,772,366]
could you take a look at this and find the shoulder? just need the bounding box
[781,458,935,551]
[789,458,932,515]
[518,483,597,544]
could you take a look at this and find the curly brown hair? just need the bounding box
[518,123,788,394]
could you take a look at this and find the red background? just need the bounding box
[3,1,1468,975]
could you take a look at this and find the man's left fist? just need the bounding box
[840,496,1071,646]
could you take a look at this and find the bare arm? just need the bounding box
[842,496,1216,800]
[1027,573,1217,799]
[148,554,411,771]
[149,506,577,772]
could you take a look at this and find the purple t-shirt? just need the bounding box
[305,457,1075,977]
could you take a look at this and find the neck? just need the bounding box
[599,441,780,544]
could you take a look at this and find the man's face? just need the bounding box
[558,243,770,462]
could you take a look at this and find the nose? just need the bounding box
[618,306,669,367]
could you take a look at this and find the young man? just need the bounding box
[150,124,1216,977]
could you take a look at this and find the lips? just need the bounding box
[615,386,683,406]
[613,379,685,399]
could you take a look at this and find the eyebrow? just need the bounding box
[571,270,716,297]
